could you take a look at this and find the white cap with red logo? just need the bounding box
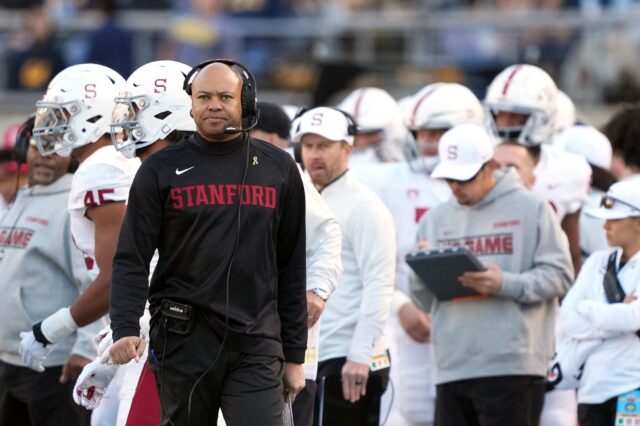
[291,107,355,145]
[431,123,494,181]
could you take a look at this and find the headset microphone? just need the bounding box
[223,110,260,134]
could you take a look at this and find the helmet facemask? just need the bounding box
[33,101,83,157]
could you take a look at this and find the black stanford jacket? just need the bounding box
[110,133,307,363]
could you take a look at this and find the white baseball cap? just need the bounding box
[557,125,612,170]
[586,180,640,220]
[431,123,494,181]
[291,107,355,145]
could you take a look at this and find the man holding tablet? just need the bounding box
[410,123,573,426]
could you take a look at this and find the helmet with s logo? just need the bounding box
[33,63,125,156]
[110,60,195,155]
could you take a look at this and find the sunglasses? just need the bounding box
[600,195,640,213]
[444,163,487,185]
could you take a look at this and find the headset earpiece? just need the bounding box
[13,115,35,164]
[292,107,309,121]
[332,108,358,136]
[183,59,258,130]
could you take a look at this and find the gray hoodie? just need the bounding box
[0,174,101,367]
[411,168,573,384]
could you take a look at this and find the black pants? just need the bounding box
[0,360,91,426]
[313,356,390,426]
[435,375,546,426]
[578,396,618,426]
[148,316,284,426]
[292,379,317,426]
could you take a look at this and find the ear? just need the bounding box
[343,142,353,155]
[486,158,499,172]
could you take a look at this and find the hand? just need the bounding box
[19,331,52,372]
[306,291,326,328]
[108,336,146,365]
[624,290,637,304]
[415,239,429,250]
[73,357,119,409]
[459,263,503,295]
[283,362,306,400]
[60,354,91,384]
[398,302,431,343]
[341,360,369,403]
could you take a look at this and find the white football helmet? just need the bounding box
[408,82,484,130]
[556,124,612,170]
[336,87,407,162]
[337,87,397,132]
[33,63,125,156]
[484,64,558,147]
[110,60,195,155]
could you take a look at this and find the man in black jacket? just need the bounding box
[109,61,307,425]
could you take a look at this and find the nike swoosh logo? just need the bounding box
[175,166,195,175]
[132,83,141,87]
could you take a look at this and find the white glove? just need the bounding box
[94,326,113,358]
[18,331,51,372]
[139,309,151,342]
[73,355,119,410]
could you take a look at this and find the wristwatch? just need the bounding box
[311,288,329,302]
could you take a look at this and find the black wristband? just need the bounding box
[32,322,51,346]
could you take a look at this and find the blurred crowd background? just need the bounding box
[1,0,639,128]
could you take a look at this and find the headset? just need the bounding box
[333,107,359,136]
[13,115,35,165]
[183,58,259,134]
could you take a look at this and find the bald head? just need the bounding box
[190,63,243,142]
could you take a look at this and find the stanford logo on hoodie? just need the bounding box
[437,233,514,256]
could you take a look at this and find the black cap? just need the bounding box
[255,101,291,140]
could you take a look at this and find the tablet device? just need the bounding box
[406,247,485,301]
[317,374,382,426]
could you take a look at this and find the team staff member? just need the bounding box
[293,107,396,425]
[558,180,640,426]
[252,101,343,426]
[108,61,307,425]
[411,124,573,426]
[0,117,98,426]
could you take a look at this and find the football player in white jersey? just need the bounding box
[18,64,140,379]
[486,64,591,274]
[336,87,408,165]
[558,125,616,257]
[350,82,484,426]
[72,60,196,426]
[486,64,591,426]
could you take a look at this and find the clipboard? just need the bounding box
[317,375,382,426]
[406,247,485,301]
